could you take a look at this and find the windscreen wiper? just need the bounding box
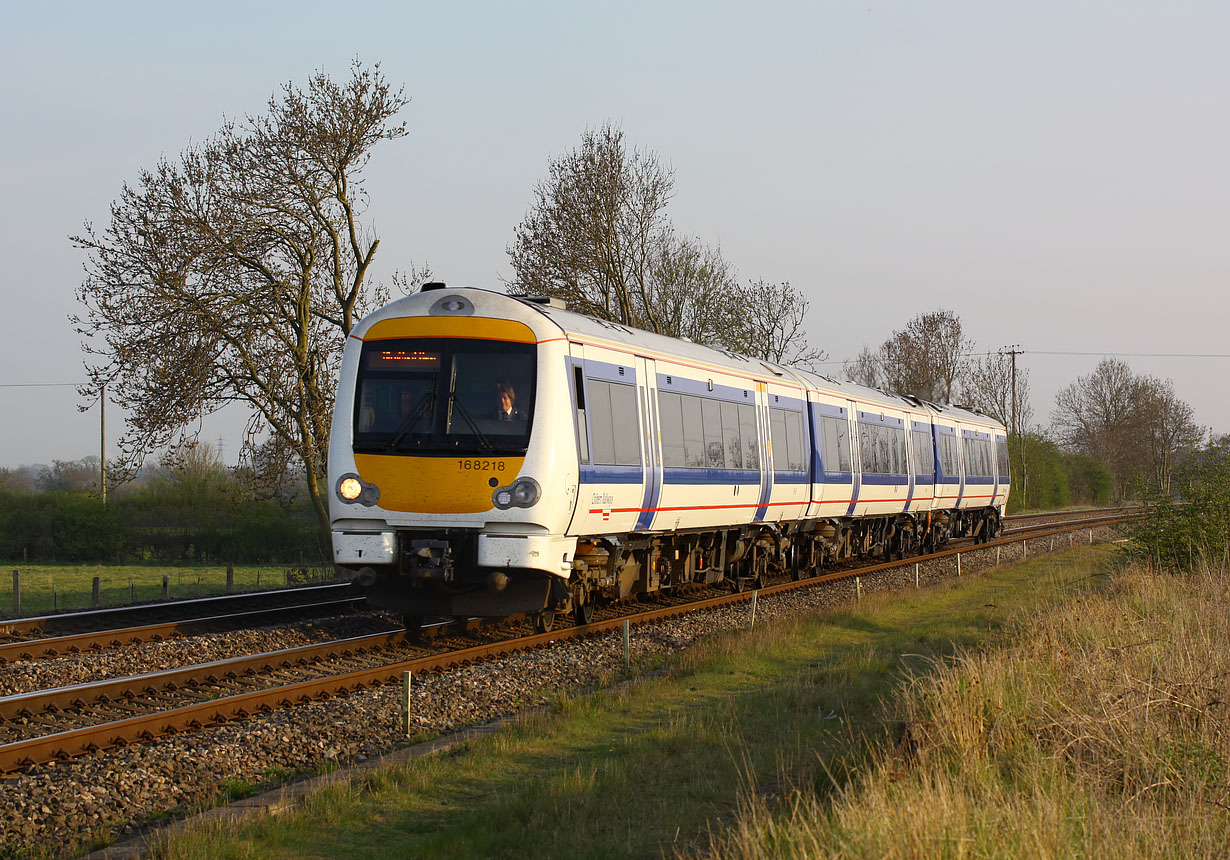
[384,388,436,451]
[449,395,495,454]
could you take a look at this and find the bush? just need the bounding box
[1133,440,1230,569]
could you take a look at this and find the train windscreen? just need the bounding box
[353,337,536,455]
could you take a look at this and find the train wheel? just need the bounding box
[534,611,556,633]
[574,601,594,625]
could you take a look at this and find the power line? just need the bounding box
[0,382,84,388]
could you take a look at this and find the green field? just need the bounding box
[0,563,338,618]
[139,541,1222,860]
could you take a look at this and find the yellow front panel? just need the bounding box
[363,316,536,343]
[354,454,526,514]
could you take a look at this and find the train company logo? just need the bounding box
[590,492,615,506]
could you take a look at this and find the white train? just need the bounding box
[329,285,1010,629]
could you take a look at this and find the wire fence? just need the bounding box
[2,563,343,618]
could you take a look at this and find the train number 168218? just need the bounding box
[458,459,506,472]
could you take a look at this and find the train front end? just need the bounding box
[328,286,579,619]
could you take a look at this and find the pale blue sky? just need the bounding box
[3,1,1228,467]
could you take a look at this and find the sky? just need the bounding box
[3,0,1228,469]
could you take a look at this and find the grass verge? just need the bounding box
[147,544,1129,859]
[0,564,334,617]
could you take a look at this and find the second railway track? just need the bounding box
[0,508,1136,774]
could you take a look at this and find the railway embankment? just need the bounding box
[38,527,1185,859]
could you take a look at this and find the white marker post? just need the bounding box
[749,590,758,630]
[402,671,412,736]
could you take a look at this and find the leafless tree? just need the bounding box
[1051,358,1202,498]
[1135,375,1205,494]
[964,349,1033,434]
[507,123,673,329]
[1051,358,1141,496]
[724,279,827,368]
[845,309,972,401]
[507,125,825,366]
[72,61,408,530]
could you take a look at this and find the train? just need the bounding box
[328,284,1010,630]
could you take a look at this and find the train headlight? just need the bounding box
[492,477,541,510]
[338,477,363,501]
[336,473,380,507]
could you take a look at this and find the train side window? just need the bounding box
[608,382,641,466]
[821,416,851,473]
[658,391,685,467]
[739,403,759,470]
[701,398,724,468]
[588,381,615,465]
[587,379,641,467]
[681,394,705,467]
[785,410,805,471]
[770,409,787,469]
[721,401,743,469]
[574,367,590,464]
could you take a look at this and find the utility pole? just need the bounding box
[1002,345,1025,504]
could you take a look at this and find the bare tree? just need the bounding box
[964,349,1033,433]
[1051,358,1141,497]
[724,279,827,368]
[72,61,408,530]
[507,125,825,366]
[1135,375,1205,495]
[845,309,972,401]
[645,231,740,343]
[507,123,673,329]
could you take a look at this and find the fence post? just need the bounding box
[914,563,920,588]
[1050,536,1054,552]
[996,547,1001,566]
[957,554,962,576]
[749,590,758,630]
[161,575,170,600]
[623,619,630,671]
[11,570,19,617]
[1089,529,1093,545]
[401,671,413,736]
[1023,540,1028,559]
[129,578,134,605]
[226,564,234,592]
[92,576,101,609]
[856,576,862,600]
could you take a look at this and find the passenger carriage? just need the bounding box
[329,285,1010,627]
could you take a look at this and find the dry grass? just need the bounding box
[697,556,1230,859]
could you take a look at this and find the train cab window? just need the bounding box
[996,438,1010,480]
[588,379,641,466]
[353,337,535,455]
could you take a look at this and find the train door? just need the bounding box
[753,381,772,522]
[634,356,661,531]
[565,343,647,536]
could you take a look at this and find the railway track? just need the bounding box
[0,508,1135,774]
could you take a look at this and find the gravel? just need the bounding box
[0,528,1121,858]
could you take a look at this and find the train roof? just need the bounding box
[360,285,1004,431]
